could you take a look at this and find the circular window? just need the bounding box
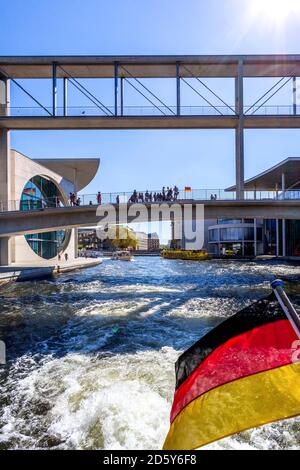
[20,175,71,259]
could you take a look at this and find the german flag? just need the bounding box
[163,293,300,450]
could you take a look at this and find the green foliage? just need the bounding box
[111,227,138,250]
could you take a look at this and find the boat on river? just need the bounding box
[111,250,134,261]
[161,249,210,261]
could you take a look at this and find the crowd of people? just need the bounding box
[128,186,179,203]
[69,188,218,207]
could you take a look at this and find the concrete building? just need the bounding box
[135,231,149,251]
[78,228,102,251]
[148,232,160,251]
[0,149,100,266]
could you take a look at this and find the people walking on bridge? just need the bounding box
[69,192,76,206]
[173,185,179,200]
[116,195,120,204]
[97,191,102,205]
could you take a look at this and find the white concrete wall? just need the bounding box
[13,229,76,264]
[9,150,76,265]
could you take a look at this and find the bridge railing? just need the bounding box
[4,105,299,118]
[1,189,300,213]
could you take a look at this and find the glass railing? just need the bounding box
[3,105,299,118]
[1,190,299,213]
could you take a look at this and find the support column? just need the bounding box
[176,62,180,116]
[52,62,57,116]
[63,77,68,116]
[254,218,257,257]
[282,219,286,257]
[114,62,119,116]
[235,60,245,200]
[282,172,286,199]
[0,237,11,266]
[276,219,280,257]
[0,76,10,116]
[0,80,12,266]
[0,129,11,212]
[293,76,297,115]
[73,168,78,197]
[120,77,124,116]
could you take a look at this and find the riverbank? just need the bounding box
[0,258,102,282]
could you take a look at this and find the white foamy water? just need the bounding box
[0,258,300,449]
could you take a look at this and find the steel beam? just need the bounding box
[235,60,244,200]
[114,62,118,116]
[293,76,297,115]
[63,77,68,116]
[120,77,124,116]
[176,62,180,116]
[52,62,57,116]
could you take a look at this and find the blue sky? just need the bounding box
[2,0,300,240]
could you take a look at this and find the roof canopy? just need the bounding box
[226,158,300,191]
[34,158,100,191]
[1,55,300,78]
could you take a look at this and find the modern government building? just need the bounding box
[206,157,300,257]
[0,149,99,266]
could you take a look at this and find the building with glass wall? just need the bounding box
[207,158,300,257]
[0,150,100,265]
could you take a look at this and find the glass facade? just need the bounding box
[208,219,264,257]
[20,176,69,259]
[217,219,242,225]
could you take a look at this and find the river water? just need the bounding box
[0,257,300,450]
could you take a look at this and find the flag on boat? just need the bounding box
[184,187,192,192]
[163,289,300,450]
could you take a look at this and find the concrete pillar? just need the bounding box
[276,219,280,257]
[120,77,124,116]
[0,79,12,265]
[73,168,78,196]
[176,62,180,116]
[114,62,118,116]
[63,78,68,116]
[52,63,57,116]
[282,172,286,198]
[73,228,78,259]
[235,60,244,200]
[0,237,11,266]
[0,76,10,116]
[0,129,11,212]
[254,218,257,256]
[293,77,297,115]
[282,219,286,257]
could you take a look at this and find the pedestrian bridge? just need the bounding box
[0,199,300,238]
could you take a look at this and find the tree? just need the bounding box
[111,226,138,250]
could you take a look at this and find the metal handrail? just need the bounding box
[1,189,300,213]
[3,104,298,117]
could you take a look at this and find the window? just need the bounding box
[21,175,70,259]
[217,219,242,225]
[209,229,219,241]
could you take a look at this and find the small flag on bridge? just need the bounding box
[184,187,192,192]
[163,282,300,450]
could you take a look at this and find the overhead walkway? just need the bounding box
[1,199,300,238]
